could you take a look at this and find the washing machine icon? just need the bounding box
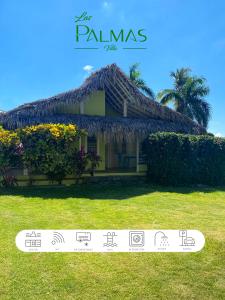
[129,231,145,247]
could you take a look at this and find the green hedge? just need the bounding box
[143,132,225,186]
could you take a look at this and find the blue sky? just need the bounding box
[0,0,225,136]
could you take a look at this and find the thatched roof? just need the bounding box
[0,113,204,141]
[0,63,205,138]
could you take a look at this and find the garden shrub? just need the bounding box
[0,123,102,186]
[18,124,85,184]
[143,132,225,186]
[0,127,22,186]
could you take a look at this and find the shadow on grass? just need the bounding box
[0,182,224,200]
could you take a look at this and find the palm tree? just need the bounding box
[129,63,154,99]
[157,68,211,128]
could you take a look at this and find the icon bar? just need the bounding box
[16,230,205,253]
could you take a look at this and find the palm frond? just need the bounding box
[140,85,155,99]
[129,63,140,81]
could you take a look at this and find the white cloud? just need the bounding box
[83,65,94,73]
[215,132,223,137]
[102,1,112,10]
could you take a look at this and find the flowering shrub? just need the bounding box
[18,124,85,184]
[0,127,22,186]
[0,123,101,185]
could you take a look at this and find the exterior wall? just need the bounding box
[57,90,105,116]
[84,91,105,116]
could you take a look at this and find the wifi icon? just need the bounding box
[51,232,65,245]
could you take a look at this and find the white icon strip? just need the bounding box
[16,230,205,253]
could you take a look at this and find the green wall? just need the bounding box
[57,90,105,116]
[84,91,105,116]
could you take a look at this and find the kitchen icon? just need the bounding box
[103,232,117,247]
[76,232,91,246]
[179,230,195,246]
[154,231,169,247]
[129,231,144,247]
[25,231,41,248]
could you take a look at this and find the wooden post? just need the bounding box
[136,137,139,173]
[97,134,100,155]
[84,136,88,152]
[123,99,127,117]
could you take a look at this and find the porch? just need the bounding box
[82,134,147,173]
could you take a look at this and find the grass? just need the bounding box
[0,183,225,300]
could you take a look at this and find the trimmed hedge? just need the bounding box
[143,132,225,186]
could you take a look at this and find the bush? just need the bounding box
[18,124,85,184]
[0,127,22,186]
[0,123,102,186]
[143,132,225,186]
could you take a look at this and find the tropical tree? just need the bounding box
[129,63,154,99]
[157,68,211,128]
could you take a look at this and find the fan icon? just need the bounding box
[51,232,65,245]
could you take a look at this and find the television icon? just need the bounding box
[76,232,91,243]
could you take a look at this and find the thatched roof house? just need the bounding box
[0,64,205,172]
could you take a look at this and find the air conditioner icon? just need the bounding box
[76,232,91,243]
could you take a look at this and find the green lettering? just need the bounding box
[138,29,147,42]
[125,30,137,42]
[87,29,98,42]
[100,30,110,42]
[76,25,90,42]
[110,29,124,42]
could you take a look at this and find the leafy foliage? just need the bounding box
[0,124,102,185]
[18,124,84,184]
[0,127,22,186]
[143,132,225,186]
[158,68,211,128]
[129,63,155,99]
[73,147,89,180]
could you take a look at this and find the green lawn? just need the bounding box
[0,183,225,300]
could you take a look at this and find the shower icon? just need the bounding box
[154,231,169,247]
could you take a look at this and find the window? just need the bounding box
[87,136,97,153]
